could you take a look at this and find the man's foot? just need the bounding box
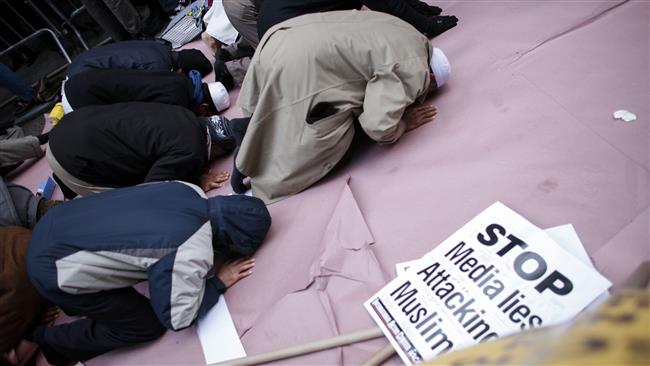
[228,117,251,194]
[37,199,62,220]
[39,306,60,326]
[32,327,74,366]
[202,32,221,55]
[214,59,235,91]
[424,15,459,38]
[15,99,36,115]
[35,77,61,102]
[14,77,60,115]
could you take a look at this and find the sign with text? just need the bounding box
[364,202,611,365]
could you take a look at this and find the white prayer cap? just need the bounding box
[429,48,451,88]
[207,82,230,112]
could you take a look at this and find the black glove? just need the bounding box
[214,59,235,91]
[405,0,442,16]
[424,15,458,38]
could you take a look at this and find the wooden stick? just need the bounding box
[211,327,384,366]
[361,344,396,366]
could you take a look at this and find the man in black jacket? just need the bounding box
[66,40,212,78]
[214,0,457,90]
[257,0,458,39]
[62,69,230,115]
[46,102,236,198]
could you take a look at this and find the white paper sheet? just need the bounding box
[544,224,610,309]
[196,296,246,364]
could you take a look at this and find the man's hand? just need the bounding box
[200,169,230,192]
[404,104,437,132]
[217,258,256,288]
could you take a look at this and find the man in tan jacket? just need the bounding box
[232,10,450,203]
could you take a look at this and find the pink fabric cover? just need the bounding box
[17,1,648,365]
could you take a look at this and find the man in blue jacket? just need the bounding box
[27,181,271,364]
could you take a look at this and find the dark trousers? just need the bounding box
[0,63,33,101]
[33,286,166,363]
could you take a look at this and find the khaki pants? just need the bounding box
[223,0,259,56]
[46,144,112,197]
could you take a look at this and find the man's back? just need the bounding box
[27,181,210,295]
[240,10,431,115]
[66,40,174,78]
[49,102,207,187]
[256,0,455,39]
[64,70,194,112]
[257,0,361,38]
[236,10,432,202]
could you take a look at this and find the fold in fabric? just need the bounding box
[240,182,389,364]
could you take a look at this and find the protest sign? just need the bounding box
[365,202,611,365]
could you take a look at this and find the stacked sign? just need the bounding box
[364,202,611,365]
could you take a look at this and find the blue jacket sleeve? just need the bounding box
[147,253,180,330]
[197,277,228,319]
[147,238,216,330]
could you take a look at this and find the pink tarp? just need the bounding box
[15,1,648,365]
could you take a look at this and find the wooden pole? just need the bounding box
[360,344,396,366]
[211,327,384,366]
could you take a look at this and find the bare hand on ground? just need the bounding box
[217,258,256,288]
[200,170,230,192]
[404,104,437,132]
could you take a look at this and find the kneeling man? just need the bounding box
[66,40,212,78]
[27,181,271,364]
[232,10,449,202]
[62,69,230,115]
[47,102,235,198]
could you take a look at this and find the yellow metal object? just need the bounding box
[48,102,65,125]
[428,290,650,366]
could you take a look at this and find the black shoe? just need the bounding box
[424,15,458,38]
[35,77,61,102]
[15,98,36,115]
[215,48,233,62]
[213,59,235,91]
[32,326,75,366]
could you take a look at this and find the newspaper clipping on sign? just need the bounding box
[364,202,611,365]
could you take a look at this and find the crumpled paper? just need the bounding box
[613,110,637,122]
